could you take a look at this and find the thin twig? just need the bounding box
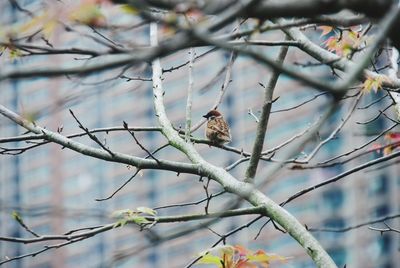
[95,169,141,201]
[12,211,40,237]
[282,149,400,207]
[153,191,226,210]
[294,92,362,164]
[369,222,400,234]
[70,109,115,157]
[308,213,400,233]
[123,121,160,164]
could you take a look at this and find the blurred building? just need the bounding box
[0,1,399,268]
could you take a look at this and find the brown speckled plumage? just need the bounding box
[203,110,231,144]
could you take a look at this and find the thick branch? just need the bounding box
[247,0,393,19]
[245,40,288,182]
[150,23,336,268]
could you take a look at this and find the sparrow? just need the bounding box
[203,109,231,144]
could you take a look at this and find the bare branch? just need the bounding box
[95,169,142,201]
[123,121,160,163]
[153,190,226,210]
[245,41,289,182]
[150,22,336,268]
[369,222,400,234]
[271,92,328,113]
[70,109,115,157]
[11,211,40,238]
[185,47,195,142]
[0,104,203,175]
[295,92,362,164]
[282,149,400,206]
[308,213,400,233]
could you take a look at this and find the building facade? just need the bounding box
[0,1,399,267]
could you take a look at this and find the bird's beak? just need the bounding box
[202,114,207,118]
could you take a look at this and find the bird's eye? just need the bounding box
[210,116,215,120]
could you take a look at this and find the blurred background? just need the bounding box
[0,1,399,267]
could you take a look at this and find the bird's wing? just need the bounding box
[209,118,231,141]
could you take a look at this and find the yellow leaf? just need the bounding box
[197,253,223,267]
[42,20,58,38]
[362,75,386,94]
[19,13,48,34]
[247,252,288,263]
[341,42,354,57]
[18,12,58,38]
[324,36,338,52]
[11,211,22,221]
[69,3,105,26]
[383,146,393,156]
[119,4,138,14]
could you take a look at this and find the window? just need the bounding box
[364,112,385,136]
[323,217,346,241]
[324,217,345,229]
[374,204,390,217]
[378,235,392,254]
[322,188,344,211]
[369,175,388,195]
[327,247,347,267]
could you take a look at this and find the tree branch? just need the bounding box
[150,22,336,268]
[245,38,289,182]
[0,104,203,175]
[308,213,400,233]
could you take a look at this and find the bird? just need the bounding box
[203,109,231,145]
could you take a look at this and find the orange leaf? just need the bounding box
[319,26,334,36]
[324,36,338,52]
[383,146,393,156]
[234,245,250,256]
[236,259,258,268]
[385,132,400,141]
[371,143,382,154]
